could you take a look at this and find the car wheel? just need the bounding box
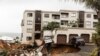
[82,42,85,46]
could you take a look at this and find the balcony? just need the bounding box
[52,14,60,19]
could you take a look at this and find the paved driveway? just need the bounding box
[66,44,96,56]
[77,44,96,56]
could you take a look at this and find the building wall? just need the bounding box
[21,10,98,44]
[60,11,79,21]
[21,11,35,44]
[53,28,96,44]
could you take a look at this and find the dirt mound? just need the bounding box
[51,45,80,56]
[0,40,10,50]
[0,40,21,51]
[10,43,22,50]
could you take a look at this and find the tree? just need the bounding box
[67,20,78,27]
[43,22,60,31]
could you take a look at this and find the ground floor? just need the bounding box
[21,28,96,45]
[53,28,96,44]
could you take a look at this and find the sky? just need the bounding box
[0,0,93,33]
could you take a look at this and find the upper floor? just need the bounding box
[21,10,98,29]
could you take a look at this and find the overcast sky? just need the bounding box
[0,0,93,33]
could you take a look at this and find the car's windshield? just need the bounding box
[76,38,84,41]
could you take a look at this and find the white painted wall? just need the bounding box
[21,10,97,44]
[53,28,96,44]
[21,10,35,44]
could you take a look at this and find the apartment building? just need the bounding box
[21,10,98,44]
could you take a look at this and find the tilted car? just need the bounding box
[76,37,85,46]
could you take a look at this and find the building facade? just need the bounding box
[21,10,98,44]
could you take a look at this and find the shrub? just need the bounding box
[90,48,98,56]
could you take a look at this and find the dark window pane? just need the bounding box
[94,15,98,19]
[52,14,60,19]
[61,20,68,25]
[27,13,33,17]
[87,14,91,18]
[35,24,41,31]
[27,37,32,40]
[35,33,41,39]
[61,13,69,18]
[44,14,49,18]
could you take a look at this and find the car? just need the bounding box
[76,37,85,46]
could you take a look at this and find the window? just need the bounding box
[43,21,48,26]
[61,13,69,18]
[27,13,33,17]
[93,22,98,27]
[86,21,91,26]
[27,28,32,33]
[27,20,32,25]
[71,13,76,17]
[87,14,91,18]
[21,33,23,38]
[61,20,68,25]
[37,18,41,21]
[27,36,32,40]
[94,15,98,19]
[35,33,41,39]
[52,14,60,19]
[35,24,41,31]
[44,14,49,18]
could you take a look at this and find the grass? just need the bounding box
[90,48,98,56]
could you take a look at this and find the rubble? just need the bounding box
[0,40,80,56]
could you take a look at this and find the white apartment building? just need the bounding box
[21,10,98,44]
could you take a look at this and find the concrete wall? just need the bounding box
[21,11,35,44]
[21,10,97,44]
[53,28,96,44]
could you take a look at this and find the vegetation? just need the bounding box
[63,0,100,55]
[67,0,99,47]
[90,48,98,56]
[67,20,78,27]
[43,22,60,31]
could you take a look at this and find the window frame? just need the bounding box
[27,13,33,17]
[27,28,32,33]
[27,20,32,25]
[26,36,32,41]
[86,14,91,18]
[52,14,60,19]
[44,14,49,18]
[61,13,69,18]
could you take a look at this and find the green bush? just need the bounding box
[43,22,60,31]
[90,48,98,56]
